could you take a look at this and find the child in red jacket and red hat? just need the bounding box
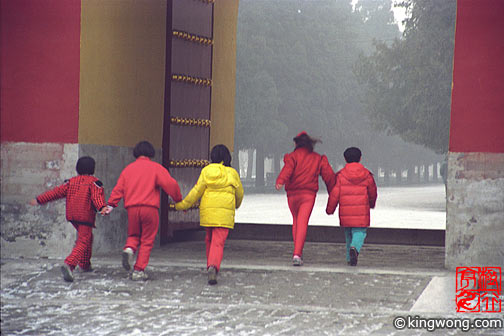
[276,132,336,266]
[103,141,182,281]
[30,156,106,282]
[326,147,377,266]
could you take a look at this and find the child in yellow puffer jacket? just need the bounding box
[175,144,244,285]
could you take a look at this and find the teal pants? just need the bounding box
[344,228,367,262]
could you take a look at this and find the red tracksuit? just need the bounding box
[107,157,182,271]
[276,147,336,257]
[36,175,106,270]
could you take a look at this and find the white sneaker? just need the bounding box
[292,255,303,266]
[122,248,134,271]
[131,270,149,281]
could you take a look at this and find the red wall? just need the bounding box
[449,0,504,153]
[0,0,81,143]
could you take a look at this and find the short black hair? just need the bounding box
[76,156,95,175]
[293,132,320,152]
[210,144,232,167]
[133,141,155,158]
[344,147,362,163]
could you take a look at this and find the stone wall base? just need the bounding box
[445,152,504,269]
[1,142,79,258]
[1,142,163,259]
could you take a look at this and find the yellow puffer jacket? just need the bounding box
[175,163,244,229]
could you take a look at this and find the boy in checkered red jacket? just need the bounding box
[30,156,106,282]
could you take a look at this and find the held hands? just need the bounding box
[173,202,188,213]
[100,205,114,216]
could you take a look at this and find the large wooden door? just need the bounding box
[161,0,214,243]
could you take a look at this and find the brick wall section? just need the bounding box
[1,142,168,258]
[2,143,64,201]
[445,152,504,269]
[1,142,78,258]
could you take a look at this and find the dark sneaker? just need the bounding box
[292,255,303,266]
[122,248,134,271]
[78,265,94,272]
[349,247,359,266]
[61,264,74,282]
[208,266,217,285]
[131,270,149,281]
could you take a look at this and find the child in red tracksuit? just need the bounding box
[30,156,106,282]
[326,147,377,266]
[276,131,336,266]
[104,141,182,281]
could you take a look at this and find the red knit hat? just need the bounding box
[296,131,307,137]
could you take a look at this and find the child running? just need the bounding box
[103,141,182,281]
[30,156,106,282]
[276,131,336,266]
[326,147,377,266]
[175,144,244,285]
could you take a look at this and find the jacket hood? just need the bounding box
[339,162,370,184]
[202,163,231,187]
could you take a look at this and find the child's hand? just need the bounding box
[174,203,187,213]
[275,183,283,191]
[105,206,114,215]
[101,205,113,216]
[29,199,38,206]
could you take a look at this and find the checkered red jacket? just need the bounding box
[36,175,106,226]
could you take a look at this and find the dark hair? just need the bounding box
[344,147,362,163]
[293,132,320,152]
[133,141,155,158]
[210,144,232,167]
[76,156,95,175]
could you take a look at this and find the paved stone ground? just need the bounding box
[1,240,503,335]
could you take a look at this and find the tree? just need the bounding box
[354,0,456,153]
[235,0,373,161]
[235,0,443,189]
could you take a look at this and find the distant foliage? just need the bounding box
[236,0,399,155]
[235,0,446,176]
[354,0,456,154]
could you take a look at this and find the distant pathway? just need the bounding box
[236,185,446,230]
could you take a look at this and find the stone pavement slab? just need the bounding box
[1,240,503,335]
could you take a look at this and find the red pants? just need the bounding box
[64,223,93,270]
[287,193,316,257]
[125,206,159,271]
[205,227,229,271]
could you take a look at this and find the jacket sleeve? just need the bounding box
[276,153,295,185]
[90,180,106,211]
[157,167,182,202]
[107,173,125,207]
[320,155,336,193]
[36,182,69,204]
[233,169,244,209]
[326,175,341,215]
[175,173,206,211]
[367,173,378,209]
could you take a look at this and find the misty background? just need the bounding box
[232,0,456,228]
